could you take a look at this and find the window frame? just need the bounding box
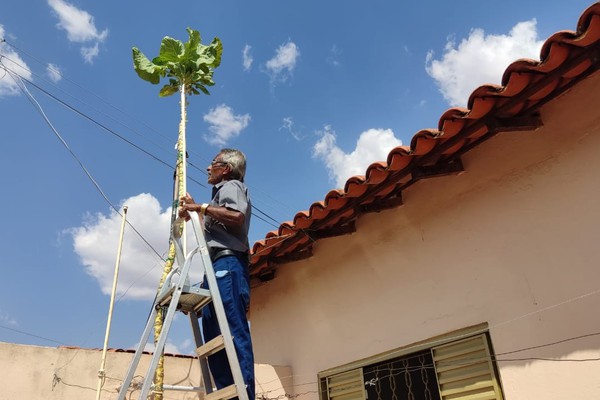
[318,323,504,400]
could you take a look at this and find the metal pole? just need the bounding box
[96,205,128,400]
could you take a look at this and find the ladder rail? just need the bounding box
[118,210,250,400]
[190,311,214,394]
[136,244,202,399]
[117,219,200,400]
[188,212,250,400]
[116,305,159,400]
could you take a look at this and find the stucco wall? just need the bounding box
[0,342,201,400]
[249,71,600,400]
[0,342,292,400]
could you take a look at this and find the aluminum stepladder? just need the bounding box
[117,210,249,400]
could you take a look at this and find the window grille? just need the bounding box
[320,331,503,400]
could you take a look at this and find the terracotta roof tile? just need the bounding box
[249,2,600,280]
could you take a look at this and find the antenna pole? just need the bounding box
[96,205,128,400]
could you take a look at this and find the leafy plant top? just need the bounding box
[132,28,222,97]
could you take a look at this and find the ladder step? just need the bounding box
[157,286,212,313]
[205,384,239,400]
[196,335,225,359]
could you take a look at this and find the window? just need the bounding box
[319,326,504,400]
[321,368,367,400]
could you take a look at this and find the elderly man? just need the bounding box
[178,148,254,400]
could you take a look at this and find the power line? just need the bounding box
[0,323,65,346]
[499,332,600,355]
[1,42,290,229]
[2,57,285,231]
[2,63,176,174]
[2,40,180,160]
[2,39,223,176]
[1,62,165,263]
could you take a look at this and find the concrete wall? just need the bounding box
[249,72,600,400]
[0,341,292,400]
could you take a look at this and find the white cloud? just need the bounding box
[0,25,33,96]
[0,308,17,327]
[203,104,250,146]
[48,0,108,63]
[326,45,342,66]
[46,63,62,83]
[81,43,100,64]
[164,341,182,354]
[69,193,205,300]
[242,44,253,71]
[425,19,543,107]
[141,339,191,355]
[313,126,403,188]
[280,116,303,141]
[265,41,300,83]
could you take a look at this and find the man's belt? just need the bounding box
[210,248,248,263]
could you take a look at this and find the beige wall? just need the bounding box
[249,72,600,400]
[0,342,201,400]
[0,341,292,400]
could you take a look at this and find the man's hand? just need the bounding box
[178,192,197,221]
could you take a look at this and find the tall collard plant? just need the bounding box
[132,28,222,400]
[133,27,222,97]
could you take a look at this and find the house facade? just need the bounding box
[248,4,600,400]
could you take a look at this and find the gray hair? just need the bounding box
[219,148,247,181]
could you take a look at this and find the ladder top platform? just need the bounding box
[158,285,212,313]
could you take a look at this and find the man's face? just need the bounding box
[207,153,230,185]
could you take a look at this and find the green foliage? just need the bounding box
[132,28,222,97]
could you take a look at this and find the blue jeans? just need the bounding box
[202,255,254,400]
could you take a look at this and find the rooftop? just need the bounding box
[248,2,600,281]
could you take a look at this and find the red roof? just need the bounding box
[249,2,600,280]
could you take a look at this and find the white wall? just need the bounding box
[0,342,293,400]
[249,72,600,400]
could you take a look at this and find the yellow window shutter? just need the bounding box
[326,368,367,400]
[432,334,503,400]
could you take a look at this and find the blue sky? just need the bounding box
[0,1,594,354]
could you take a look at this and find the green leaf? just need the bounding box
[159,83,179,97]
[184,28,201,61]
[158,37,184,63]
[194,83,210,95]
[209,37,223,67]
[132,47,163,84]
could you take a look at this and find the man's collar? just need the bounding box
[214,180,228,188]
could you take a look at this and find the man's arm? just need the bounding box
[179,193,244,227]
[204,204,245,227]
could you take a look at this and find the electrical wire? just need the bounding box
[2,56,285,232]
[499,332,600,356]
[0,323,65,346]
[1,61,165,262]
[1,44,289,229]
[3,40,224,178]
[1,42,178,159]
[3,64,176,173]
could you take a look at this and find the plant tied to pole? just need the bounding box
[132,27,222,400]
[133,27,222,97]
